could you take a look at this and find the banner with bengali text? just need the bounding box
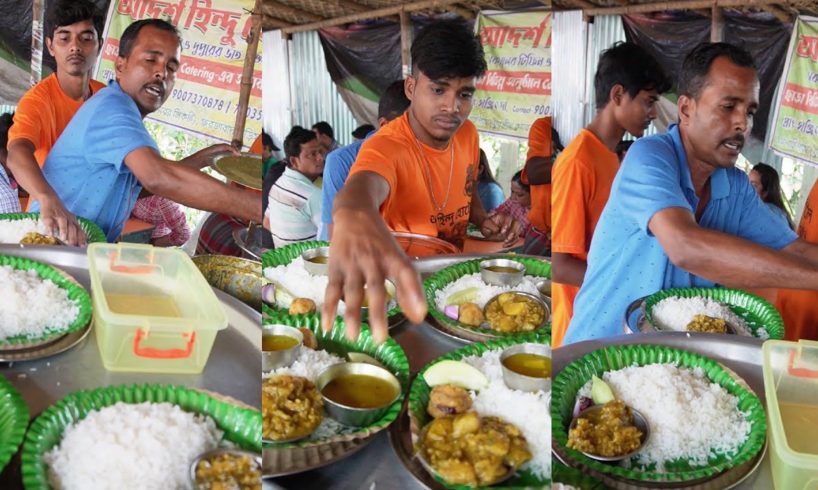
[96,0,262,149]
[770,16,818,166]
[470,10,551,140]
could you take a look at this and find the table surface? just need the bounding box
[0,245,261,488]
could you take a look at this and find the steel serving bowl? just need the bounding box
[480,258,526,287]
[301,246,330,276]
[189,447,262,489]
[315,362,401,427]
[483,291,550,331]
[261,324,303,372]
[568,404,651,462]
[500,342,552,393]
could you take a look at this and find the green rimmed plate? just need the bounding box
[20,383,261,489]
[261,241,403,325]
[551,344,767,483]
[424,256,551,342]
[0,375,29,473]
[0,255,92,348]
[406,332,551,489]
[262,312,409,449]
[551,462,611,490]
[0,212,107,244]
[643,287,783,340]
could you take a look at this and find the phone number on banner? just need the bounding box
[170,88,262,120]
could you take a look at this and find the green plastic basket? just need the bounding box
[408,332,551,489]
[644,287,784,340]
[261,241,401,318]
[551,344,767,483]
[0,375,29,474]
[21,383,262,489]
[262,312,409,449]
[0,255,92,346]
[423,256,552,339]
[0,212,107,243]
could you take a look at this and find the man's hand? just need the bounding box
[183,144,240,169]
[39,195,85,246]
[480,212,520,248]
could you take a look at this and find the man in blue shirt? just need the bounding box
[319,80,410,240]
[31,19,260,241]
[564,43,818,344]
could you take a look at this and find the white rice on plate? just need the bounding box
[0,218,52,243]
[434,272,542,311]
[462,349,551,480]
[577,363,752,470]
[0,265,80,340]
[651,296,768,339]
[44,401,223,490]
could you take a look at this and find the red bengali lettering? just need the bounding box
[796,35,818,62]
[781,82,818,116]
[475,70,552,96]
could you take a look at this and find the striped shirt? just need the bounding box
[266,166,322,248]
[0,165,20,213]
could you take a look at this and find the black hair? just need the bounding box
[411,19,487,80]
[352,124,376,139]
[0,113,13,152]
[679,42,756,99]
[615,140,634,160]
[261,131,273,148]
[477,149,499,185]
[378,80,411,121]
[752,163,794,229]
[552,126,564,154]
[594,42,671,110]
[119,19,181,58]
[46,0,104,43]
[511,170,529,193]
[311,122,334,140]
[284,126,318,160]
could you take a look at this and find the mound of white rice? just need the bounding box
[577,363,752,470]
[0,218,52,243]
[651,297,767,339]
[434,273,542,311]
[462,349,551,480]
[0,266,80,340]
[44,402,223,490]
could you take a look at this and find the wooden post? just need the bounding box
[30,0,45,85]
[232,0,263,150]
[400,10,412,79]
[710,6,723,42]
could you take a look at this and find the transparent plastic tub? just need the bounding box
[762,339,818,490]
[87,243,227,373]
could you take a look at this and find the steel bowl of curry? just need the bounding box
[301,246,330,276]
[262,324,303,372]
[479,259,526,287]
[315,362,401,427]
[567,401,650,462]
[500,343,551,392]
[189,447,262,490]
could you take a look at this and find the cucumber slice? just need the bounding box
[445,287,481,306]
[423,360,489,391]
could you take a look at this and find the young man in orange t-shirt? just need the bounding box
[550,43,671,347]
[6,0,105,245]
[322,20,519,342]
[776,180,818,341]
[520,116,557,255]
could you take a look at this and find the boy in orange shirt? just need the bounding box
[520,116,557,255]
[6,1,105,244]
[776,180,818,341]
[550,42,671,347]
[322,20,519,342]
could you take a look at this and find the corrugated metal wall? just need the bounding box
[288,31,360,147]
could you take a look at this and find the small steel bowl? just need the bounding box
[189,447,262,489]
[315,362,401,427]
[480,258,526,287]
[483,291,550,331]
[568,404,651,462]
[261,324,303,372]
[301,246,330,276]
[500,342,551,393]
[535,279,551,298]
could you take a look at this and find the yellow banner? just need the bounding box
[96,0,262,149]
[471,11,551,139]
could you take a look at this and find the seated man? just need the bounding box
[320,80,410,240]
[564,43,818,344]
[30,19,259,241]
[265,126,325,247]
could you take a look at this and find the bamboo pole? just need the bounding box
[30,0,45,85]
[281,0,482,34]
[710,6,723,41]
[583,0,799,16]
[400,10,412,79]
[232,0,263,149]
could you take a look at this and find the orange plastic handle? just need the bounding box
[787,350,818,378]
[108,251,156,274]
[133,329,196,359]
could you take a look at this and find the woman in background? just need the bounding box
[749,163,795,230]
[477,149,504,212]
